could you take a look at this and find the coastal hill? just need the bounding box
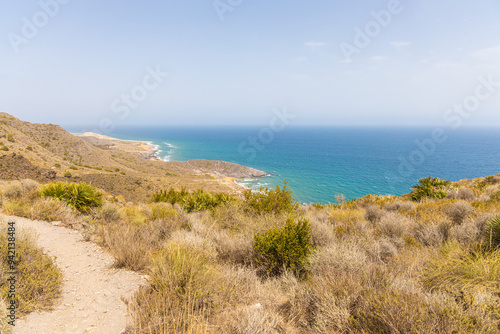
[0,113,265,202]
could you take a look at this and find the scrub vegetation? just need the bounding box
[2,174,500,333]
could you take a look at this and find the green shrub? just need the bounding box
[6,134,14,142]
[410,176,450,201]
[244,180,298,214]
[69,166,77,170]
[152,188,188,205]
[152,188,233,213]
[182,190,234,213]
[484,215,500,251]
[148,203,178,220]
[64,172,72,178]
[254,218,312,277]
[312,203,325,209]
[38,182,103,213]
[53,163,61,168]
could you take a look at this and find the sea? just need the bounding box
[68,126,500,204]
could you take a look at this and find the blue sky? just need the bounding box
[1,0,499,130]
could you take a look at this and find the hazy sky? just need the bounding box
[1,0,499,130]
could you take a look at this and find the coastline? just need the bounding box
[73,132,163,161]
[73,132,265,190]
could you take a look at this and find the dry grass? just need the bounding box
[423,243,500,295]
[376,211,414,239]
[129,243,239,333]
[443,200,474,225]
[0,224,63,317]
[2,181,23,200]
[3,175,500,332]
[30,198,77,224]
[364,204,383,223]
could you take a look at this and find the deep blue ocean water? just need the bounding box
[69,126,500,204]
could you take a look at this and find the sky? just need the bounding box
[0,0,499,131]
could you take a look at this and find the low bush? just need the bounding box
[183,190,234,213]
[38,182,103,213]
[152,187,188,204]
[147,202,178,220]
[254,218,312,277]
[152,188,234,213]
[410,176,450,201]
[244,180,298,214]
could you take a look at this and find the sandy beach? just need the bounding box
[74,132,160,160]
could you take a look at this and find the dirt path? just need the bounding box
[2,215,146,334]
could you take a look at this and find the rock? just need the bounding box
[179,159,267,178]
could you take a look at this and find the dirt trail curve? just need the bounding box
[2,215,146,334]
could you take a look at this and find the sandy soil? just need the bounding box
[2,215,146,334]
[74,132,158,160]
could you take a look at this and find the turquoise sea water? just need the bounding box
[70,126,500,204]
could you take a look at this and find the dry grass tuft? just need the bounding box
[444,200,474,225]
[376,211,414,239]
[384,200,416,212]
[98,202,124,223]
[0,226,63,316]
[364,205,383,223]
[102,222,157,271]
[30,198,76,224]
[309,240,369,275]
[2,181,23,200]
